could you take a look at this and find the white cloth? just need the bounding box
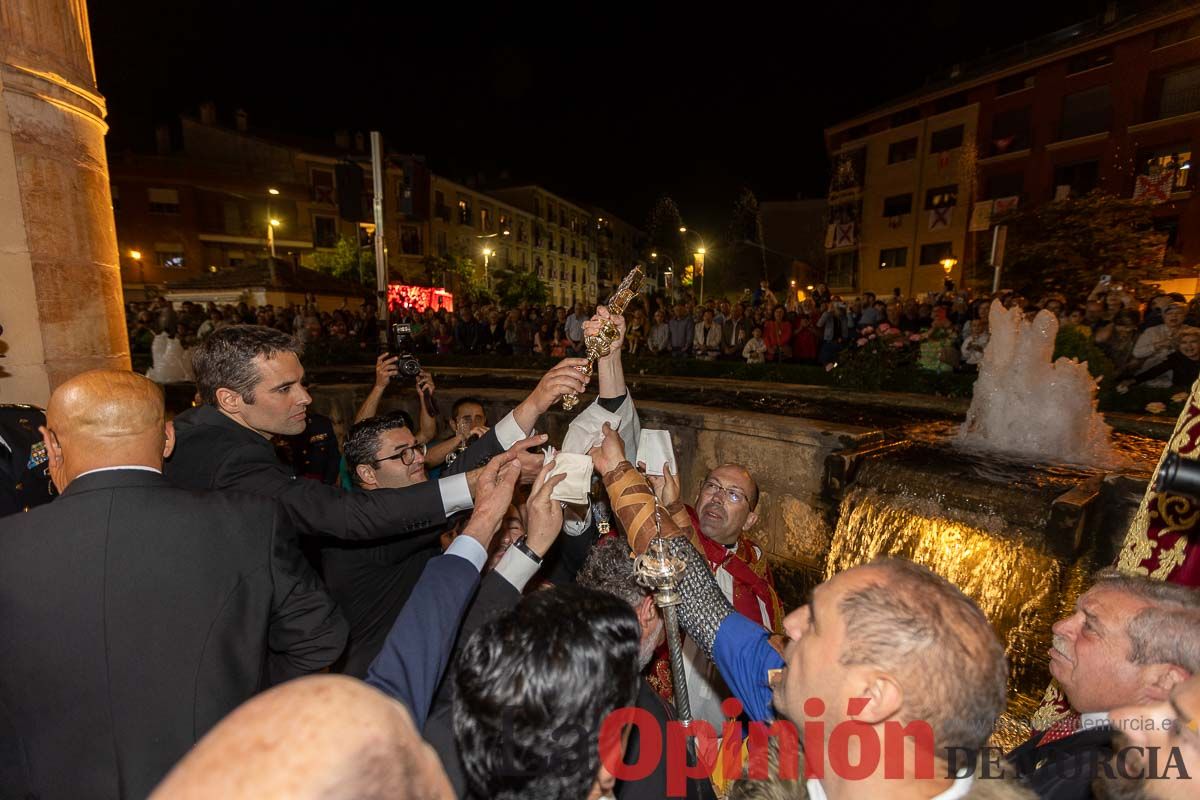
[544,450,593,505]
[637,429,677,476]
[561,390,643,536]
[145,333,195,384]
[561,405,622,455]
[76,465,162,478]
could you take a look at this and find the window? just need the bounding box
[1157,64,1200,119]
[1067,48,1112,74]
[1059,85,1111,139]
[989,107,1031,154]
[925,184,958,209]
[929,125,964,153]
[1155,18,1200,49]
[890,107,920,127]
[517,221,527,242]
[400,225,422,255]
[533,198,541,218]
[434,191,449,221]
[547,232,554,251]
[457,198,472,226]
[480,208,492,231]
[1053,160,1100,197]
[878,247,907,269]
[997,72,1036,96]
[919,242,953,265]
[987,172,1025,199]
[311,169,335,204]
[222,201,242,235]
[154,244,185,269]
[888,138,918,164]
[313,215,338,248]
[437,231,448,256]
[826,250,858,288]
[883,193,913,217]
[499,213,510,233]
[1138,143,1192,192]
[148,187,180,214]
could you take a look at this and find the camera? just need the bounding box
[389,323,423,379]
[1155,452,1200,502]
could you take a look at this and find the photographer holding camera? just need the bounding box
[356,353,439,445]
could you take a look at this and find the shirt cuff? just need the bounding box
[445,534,488,573]
[438,472,473,516]
[493,410,525,450]
[494,546,541,591]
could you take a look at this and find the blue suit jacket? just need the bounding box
[365,550,481,730]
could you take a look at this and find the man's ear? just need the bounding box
[39,425,62,469]
[1140,664,1190,703]
[850,668,905,726]
[636,595,658,629]
[356,463,377,488]
[742,510,759,532]
[214,387,242,416]
[163,420,176,459]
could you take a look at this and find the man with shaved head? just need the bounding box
[151,675,454,800]
[0,370,347,800]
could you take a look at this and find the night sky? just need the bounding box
[91,0,1108,234]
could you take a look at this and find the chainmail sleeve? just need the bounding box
[602,461,734,657]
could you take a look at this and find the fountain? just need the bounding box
[958,299,1119,467]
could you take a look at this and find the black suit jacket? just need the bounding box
[1007,727,1116,800]
[166,404,454,540]
[0,404,54,517]
[0,469,347,800]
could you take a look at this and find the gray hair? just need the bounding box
[1094,568,1200,673]
[192,325,303,405]
[837,557,1008,752]
[575,536,648,610]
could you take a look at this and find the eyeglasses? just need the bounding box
[374,442,427,467]
[698,479,749,506]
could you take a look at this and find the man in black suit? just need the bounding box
[0,403,55,516]
[1008,570,1200,800]
[165,325,585,540]
[0,370,347,800]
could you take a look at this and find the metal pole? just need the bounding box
[370,131,389,327]
[990,225,1007,294]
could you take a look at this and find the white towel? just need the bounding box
[637,429,677,477]
[544,448,593,505]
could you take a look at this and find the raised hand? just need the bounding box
[461,448,522,549]
[587,422,627,476]
[374,353,399,389]
[530,358,590,413]
[524,459,569,556]
[638,461,680,506]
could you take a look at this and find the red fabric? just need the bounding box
[1036,714,1082,747]
[763,321,792,356]
[791,324,818,360]
[686,506,779,630]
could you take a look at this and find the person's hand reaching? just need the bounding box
[524,459,568,557]
[587,422,627,476]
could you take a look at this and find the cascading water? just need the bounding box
[957,299,1119,467]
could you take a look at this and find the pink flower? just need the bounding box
[891,339,906,349]
[861,326,874,335]
[856,337,868,347]
[909,333,923,342]
[878,323,891,333]
[869,334,877,340]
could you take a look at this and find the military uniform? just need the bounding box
[0,404,55,517]
[273,412,342,486]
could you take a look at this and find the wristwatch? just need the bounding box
[512,535,543,564]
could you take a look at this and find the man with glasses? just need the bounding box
[323,411,452,676]
[644,460,784,732]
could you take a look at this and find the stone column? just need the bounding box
[0,0,129,406]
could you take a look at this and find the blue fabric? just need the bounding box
[711,612,784,723]
[365,552,481,730]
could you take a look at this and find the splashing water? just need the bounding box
[957,300,1119,467]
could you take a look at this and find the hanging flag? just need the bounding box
[938,152,952,170]
[929,206,953,231]
[993,196,1020,216]
[1133,171,1174,204]
[969,200,994,232]
[833,223,857,247]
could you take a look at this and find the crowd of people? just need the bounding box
[127,274,1200,398]
[3,297,1194,800]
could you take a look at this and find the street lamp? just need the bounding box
[268,218,281,259]
[482,246,494,287]
[694,246,707,306]
[941,257,958,293]
[268,187,280,196]
[129,249,144,289]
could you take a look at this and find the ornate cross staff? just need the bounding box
[560,266,644,411]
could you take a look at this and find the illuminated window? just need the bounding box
[1139,144,1192,192]
[925,184,958,209]
[154,244,185,268]
[457,198,472,226]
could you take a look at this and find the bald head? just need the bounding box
[43,370,172,490]
[151,676,453,800]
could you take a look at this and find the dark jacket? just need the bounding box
[165,404,448,540]
[0,404,54,517]
[0,469,347,800]
[1007,726,1116,800]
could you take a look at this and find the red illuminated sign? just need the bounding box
[387,284,454,314]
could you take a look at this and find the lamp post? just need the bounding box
[941,257,958,293]
[129,249,144,295]
[695,247,706,307]
[482,246,493,288]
